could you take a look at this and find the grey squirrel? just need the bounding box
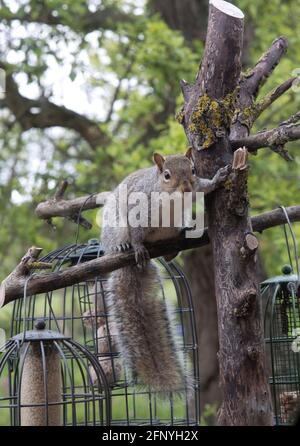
[101,148,230,392]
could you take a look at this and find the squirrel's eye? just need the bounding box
[164,170,171,181]
[192,166,196,175]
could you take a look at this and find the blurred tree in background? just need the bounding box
[1,0,300,418]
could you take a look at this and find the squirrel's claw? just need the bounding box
[134,246,150,269]
[113,242,132,253]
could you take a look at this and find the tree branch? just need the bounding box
[35,181,110,226]
[241,36,289,98]
[251,206,300,232]
[232,123,300,158]
[1,65,109,149]
[254,77,296,117]
[233,77,296,134]
[2,204,300,308]
[0,232,210,307]
[231,37,289,139]
[280,111,300,126]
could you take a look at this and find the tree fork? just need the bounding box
[179,0,272,425]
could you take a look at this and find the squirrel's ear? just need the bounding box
[185,147,194,161]
[153,153,165,172]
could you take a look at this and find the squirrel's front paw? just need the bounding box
[216,164,231,183]
[134,245,150,269]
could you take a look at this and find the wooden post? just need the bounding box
[179,0,273,425]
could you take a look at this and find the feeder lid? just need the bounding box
[261,264,299,286]
[12,320,70,342]
[67,239,105,263]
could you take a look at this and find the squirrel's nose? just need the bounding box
[180,180,192,193]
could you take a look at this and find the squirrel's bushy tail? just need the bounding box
[107,261,186,393]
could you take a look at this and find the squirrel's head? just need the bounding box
[153,148,197,193]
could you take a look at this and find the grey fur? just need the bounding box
[106,262,186,391]
[101,154,230,392]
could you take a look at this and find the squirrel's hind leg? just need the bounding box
[133,245,150,269]
[112,241,150,269]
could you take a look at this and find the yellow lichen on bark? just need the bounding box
[187,92,236,149]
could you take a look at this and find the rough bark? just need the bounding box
[179,0,272,425]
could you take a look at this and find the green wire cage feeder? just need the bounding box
[0,320,111,426]
[262,207,300,425]
[0,239,200,426]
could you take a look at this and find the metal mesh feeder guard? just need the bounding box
[262,265,300,425]
[0,320,110,426]
[7,239,200,426]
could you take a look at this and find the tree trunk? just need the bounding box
[150,1,260,419]
[179,0,273,425]
[184,246,221,422]
[149,0,253,64]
